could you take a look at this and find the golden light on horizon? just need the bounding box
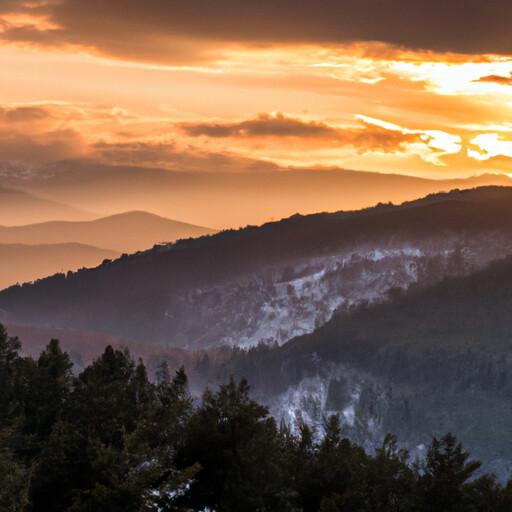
[2,2,512,180]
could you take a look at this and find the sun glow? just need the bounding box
[1,16,512,177]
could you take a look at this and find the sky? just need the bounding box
[3,1,512,178]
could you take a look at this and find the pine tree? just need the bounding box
[418,433,482,511]
[0,325,23,428]
[22,339,73,454]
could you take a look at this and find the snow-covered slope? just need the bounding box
[4,186,512,348]
[168,233,512,348]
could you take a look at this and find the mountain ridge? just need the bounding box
[0,185,94,226]
[8,161,512,228]
[2,186,512,346]
[0,210,215,253]
[219,253,512,479]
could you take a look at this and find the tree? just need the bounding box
[22,339,73,455]
[1,324,511,512]
[417,433,482,512]
[364,434,416,512]
[0,325,23,428]
[177,377,289,511]
[29,346,155,511]
[0,440,28,512]
[126,366,200,511]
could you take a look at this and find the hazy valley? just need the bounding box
[3,186,512,481]
[5,4,512,508]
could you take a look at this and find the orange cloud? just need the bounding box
[180,113,423,152]
[179,112,466,168]
[474,74,512,85]
[3,0,512,66]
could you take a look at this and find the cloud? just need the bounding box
[0,104,87,163]
[0,105,52,123]
[0,128,85,163]
[0,102,280,171]
[3,1,512,64]
[91,140,279,172]
[180,113,338,139]
[0,102,465,172]
[180,112,431,154]
[474,74,512,85]
[468,133,512,161]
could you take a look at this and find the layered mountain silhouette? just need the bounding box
[0,211,215,254]
[2,186,512,347]
[7,161,512,228]
[0,186,93,225]
[4,185,512,478]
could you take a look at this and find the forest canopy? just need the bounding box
[1,324,512,512]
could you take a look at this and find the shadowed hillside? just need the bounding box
[2,186,512,346]
[219,255,512,478]
[0,186,93,226]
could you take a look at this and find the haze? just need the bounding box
[3,2,512,189]
[3,1,512,284]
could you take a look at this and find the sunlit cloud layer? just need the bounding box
[3,1,512,178]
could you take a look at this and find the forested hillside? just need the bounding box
[5,187,512,485]
[216,255,512,479]
[2,186,512,347]
[2,325,512,512]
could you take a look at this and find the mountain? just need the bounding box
[0,211,215,254]
[7,161,512,229]
[2,186,512,347]
[0,186,93,226]
[220,254,512,479]
[0,243,117,290]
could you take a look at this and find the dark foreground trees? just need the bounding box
[1,325,512,511]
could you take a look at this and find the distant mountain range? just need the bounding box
[0,211,214,290]
[0,186,93,226]
[5,184,512,478]
[6,161,512,228]
[2,186,512,347]
[0,211,215,254]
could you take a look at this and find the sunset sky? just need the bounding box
[4,1,512,179]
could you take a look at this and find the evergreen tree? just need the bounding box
[177,377,289,511]
[22,339,73,456]
[0,325,23,428]
[0,440,28,512]
[418,433,482,512]
[0,324,511,512]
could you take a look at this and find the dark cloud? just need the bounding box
[0,104,84,163]
[92,140,279,172]
[180,113,422,152]
[2,1,512,62]
[475,73,512,85]
[92,141,178,165]
[0,105,51,123]
[0,129,84,163]
[181,113,337,138]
